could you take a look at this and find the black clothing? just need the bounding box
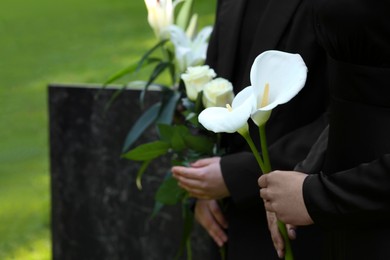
[204,0,329,258]
[303,0,390,259]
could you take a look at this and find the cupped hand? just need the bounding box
[171,157,230,199]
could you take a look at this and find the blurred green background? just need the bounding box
[0,0,214,258]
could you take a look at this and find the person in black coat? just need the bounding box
[173,0,329,258]
[259,0,390,259]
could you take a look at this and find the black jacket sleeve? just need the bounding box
[303,154,390,228]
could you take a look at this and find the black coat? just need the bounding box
[204,0,329,259]
[301,0,390,258]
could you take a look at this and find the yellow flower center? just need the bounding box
[259,83,269,108]
[226,104,233,112]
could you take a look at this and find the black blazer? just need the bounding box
[205,0,328,259]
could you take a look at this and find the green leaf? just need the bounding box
[166,48,177,85]
[102,57,160,86]
[170,131,187,152]
[140,61,172,105]
[158,124,175,142]
[158,124,188,152]
[138,39,168,71]
[155,175,186,205]
[150,201,164,220]
[135,160,152,190]
[184,111,199,126]
[122,141,170,161]
[122,102,162,153]
[156,89,181,125]
[183,134,214,154]
[176,0,194,31]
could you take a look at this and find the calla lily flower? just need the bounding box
[198,87,255,134]
[249,50,307,126]
[144,0,181,39]
[162,24,213,72]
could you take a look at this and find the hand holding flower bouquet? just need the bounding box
[198,50,308,260]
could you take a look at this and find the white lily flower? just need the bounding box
[198,87,255,134]
[162,25,213,72]
[249,50,307,126]
[144,0,181,39]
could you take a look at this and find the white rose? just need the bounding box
[181,65,216,101]
[202,78,235,108]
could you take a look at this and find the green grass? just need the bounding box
[0,0,214,258]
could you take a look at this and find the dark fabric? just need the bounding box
[204,0,329,259]
[294,125,329,174]
[303,1,390,258]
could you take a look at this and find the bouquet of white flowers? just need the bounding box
[103,1,222,258]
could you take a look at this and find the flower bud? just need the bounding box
[144,0,175,39]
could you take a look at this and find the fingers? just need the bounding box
[187,188,210,199]
[208,200,228,229]
[172,166,203,180]
[171,166,199,179]
[191,157,220,168]
[172,168,209,198]
[177,176,202,190]
[258,174,268,188]
[263,198,274,212]
[195,200,228,247]
[259,186,270,201]
[286,224,297,240]
[260,186,274,213]
[266,211,285,259]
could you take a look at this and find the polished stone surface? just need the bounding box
[48,84,211,260]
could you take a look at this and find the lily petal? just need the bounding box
[163,25,212,72]
[232,86,256,110]
[250,50,307,110]
[198,107,247,133]
[249,50,307,126]
[199,87,254,133]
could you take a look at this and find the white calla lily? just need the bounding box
[162,25,213,72]
[198,87,255,134]
[249,50,307,126]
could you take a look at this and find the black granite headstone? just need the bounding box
[48,84,212,260]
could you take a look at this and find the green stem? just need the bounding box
[277,221,293,260]
[160,45,177,86]
[259,124,271,173]
[240,130,266,173]
[186,238,192,260]
[259,124,294,260]
[219,245,226,260]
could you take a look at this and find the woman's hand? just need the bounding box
[266,210,297,259]
[172,157,229,199]
[195,199,228,247]
[258,170,313,226]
